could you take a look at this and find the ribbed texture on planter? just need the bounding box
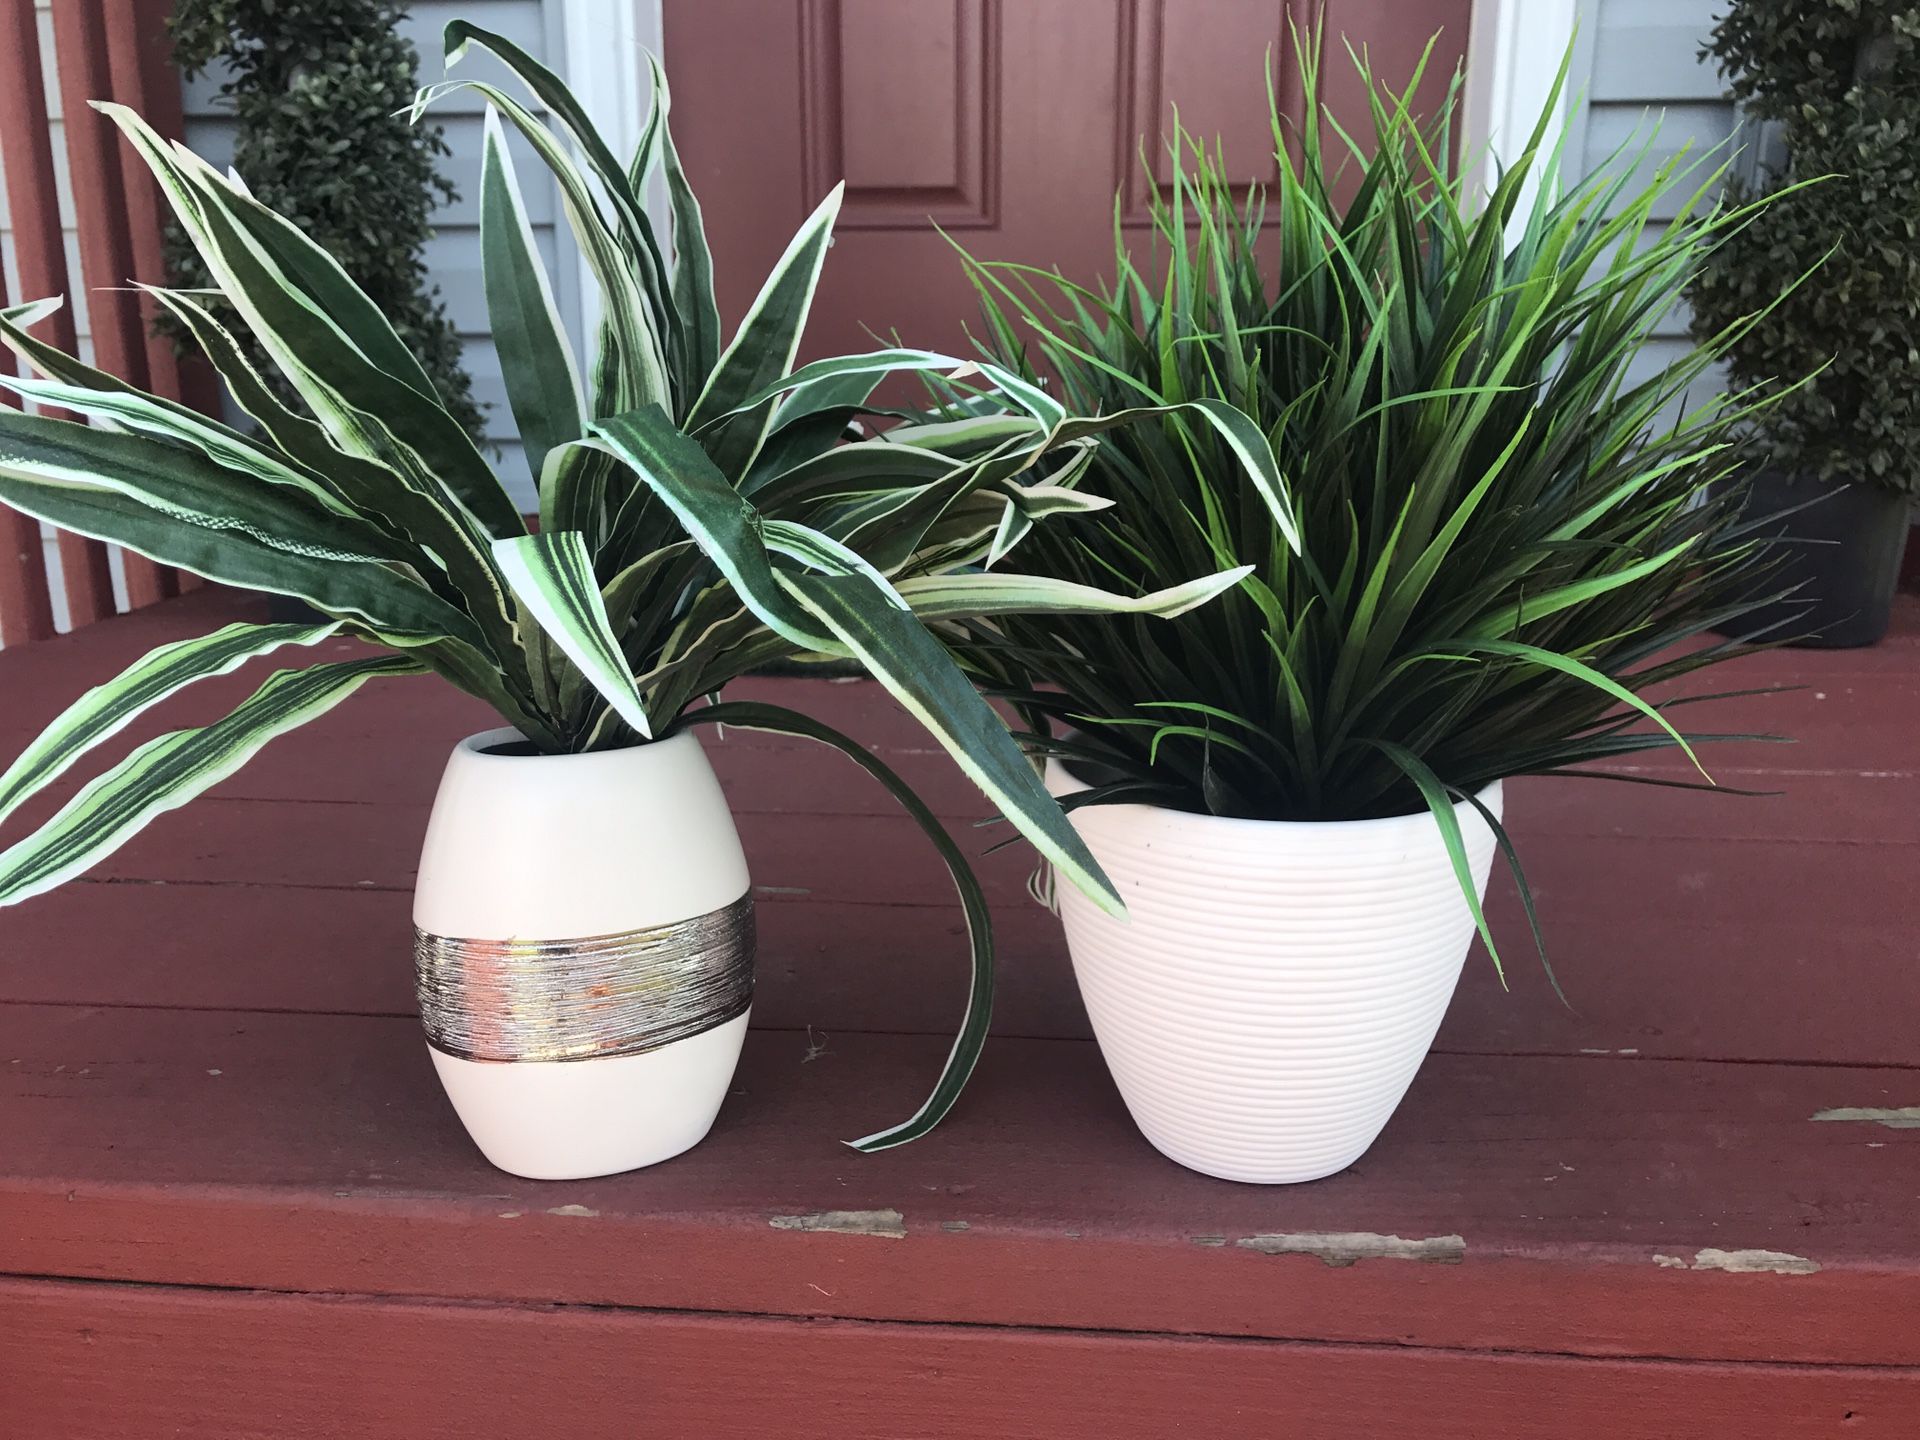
[1050,765,1501,1184]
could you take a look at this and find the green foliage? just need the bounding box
[1687,0,1920,492]
[0,26,1265,1146]
[163,0,484,442]
[942,36,1786,973]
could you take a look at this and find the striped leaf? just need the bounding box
[101,104,524,544]
[777,569,1123,918]
[685,183,845,477]
[894,566,1254,622]
[0,657,423,908]
[0,409,402,565]
[0,472,481,647]
[586,409,835,652]
[480,106,587,490]
[759,519,906,604]
[0,620,343,825]
[493,531,652,741]
[414,79,669,413]
[647,53,722,403]
[1052,398,1300,552]
[675,700,994,1152]
[443,20,674,343]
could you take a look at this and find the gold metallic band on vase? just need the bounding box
[413,894,756,1063]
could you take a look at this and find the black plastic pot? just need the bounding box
[1720,470,1912,649]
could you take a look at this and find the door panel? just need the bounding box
[665,0,1471,360]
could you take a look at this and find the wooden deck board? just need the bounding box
[3,1002,1919,1367]
[8,1276,1916,1440]
[2,586,1917,1431]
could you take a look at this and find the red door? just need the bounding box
[664,0,1471,358]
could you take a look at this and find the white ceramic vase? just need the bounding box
[413,727,753,1180]
[1049,763,1501,1184]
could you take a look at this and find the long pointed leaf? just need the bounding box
[493,531,651,741]
[777,569,1123,917]
[481,106,587,489]
[0,620,344,824]
[675,700,995,1151]
[0,657,422,908]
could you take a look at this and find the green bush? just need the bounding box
[1687,0,1920,493]
[165,0,483,442]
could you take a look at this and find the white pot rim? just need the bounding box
[458,724,695,769]
[1045,757,1501,838]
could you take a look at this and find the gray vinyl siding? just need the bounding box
[1569,0,1735,399]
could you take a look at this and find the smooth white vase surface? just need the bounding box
[1049,763,1502,1184]
[414,727,753,1180]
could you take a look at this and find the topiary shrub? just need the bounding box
[1688,0,1920,494]
[164,0,483,442]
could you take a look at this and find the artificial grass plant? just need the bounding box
[942,36,1801,981]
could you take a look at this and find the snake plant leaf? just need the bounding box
[102,104,525,545]
[419,78,669,412]
[777,569,1124,918]
[0,656,423,908]
[1050,398,1300,553]
[759,519,907,603]
[0,372,379,532]
[480,107,587,491]
[894,566,1254,622]
[0,473,481,648]
[443,20,674,338]
[646,52,722,397]
[586,409,837,652]
[675,699,995,1152]
[685,183,845,476]
[0,620,344,825]
[0,409,401,566]
[493,532,653,741]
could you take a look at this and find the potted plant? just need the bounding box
[0,26,1254,1179]
[940,40,1788,1183]
[1688,0,1918,647]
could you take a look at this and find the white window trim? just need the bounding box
[1460,0,1582,213]
[551,0,668,347]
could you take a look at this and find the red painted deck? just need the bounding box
[2,587,1918,1438]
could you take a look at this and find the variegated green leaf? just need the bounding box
[0,410,400,565]
[676,699,995,1153]
[0,657,423,908]
[685,183,844,476]
[0,620,343,824]
[894,566,1254,622]
[647,53,722,405]
[0,470,480,647]
[494,531,652,741]
[480,106,587,489]
[776,569,1123,918]
[585,409,835,652]
[760,518,907,603]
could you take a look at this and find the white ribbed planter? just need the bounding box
[413,727,753,1180]
[1049,762,1501,1184]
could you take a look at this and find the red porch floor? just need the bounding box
[2,587,1917,1437]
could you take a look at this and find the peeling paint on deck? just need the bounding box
[546,1204,599,1219]
[1811,1106,1920,1130]
[1690,1248,1820,1275]
[769,1208,907,1239]
[1236,1232,1465,1267]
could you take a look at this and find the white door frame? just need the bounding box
[1460,0,1583,208]
[551,0,667,346]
